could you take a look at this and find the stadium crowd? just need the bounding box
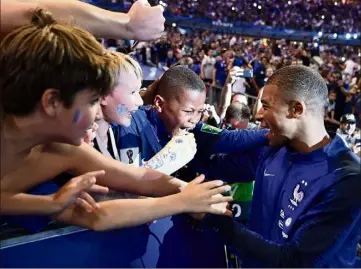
[110,0,361,34]
[105,26,361,156]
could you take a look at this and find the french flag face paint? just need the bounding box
[72,109,82,123]
[116,104,128,116]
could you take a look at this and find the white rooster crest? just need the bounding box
[290,184,304,207]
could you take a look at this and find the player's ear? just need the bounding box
[289,100,305,118]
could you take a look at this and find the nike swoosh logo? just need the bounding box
[230,185,239,197]
[264,169,275,177]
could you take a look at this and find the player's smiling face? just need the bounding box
[256,85,293,147]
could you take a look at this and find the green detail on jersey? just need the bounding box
[229,182,254,202]
[200,124,222,134]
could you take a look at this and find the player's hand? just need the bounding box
[126,0,165,41]
[51,171,108,213]
[189,206,233,221]
[175,175,233,215]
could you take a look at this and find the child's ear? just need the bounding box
[99,96,108,106]
[41,88,62,117]
[153,95,165,113]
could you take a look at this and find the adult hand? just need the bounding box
[126,0,165,41]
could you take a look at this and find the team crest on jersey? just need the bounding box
[200,124,222,134]
[289,180,308,207]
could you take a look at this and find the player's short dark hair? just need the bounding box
[266,65,328,112]
[156,66,205,100]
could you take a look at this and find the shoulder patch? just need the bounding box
[200,124,222,134]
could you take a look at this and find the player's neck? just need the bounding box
[1,114,49,156]
[289,119,331,153]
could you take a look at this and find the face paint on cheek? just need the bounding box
[72,109,82,123]
[72,109,91,130]
[116,104,129,116]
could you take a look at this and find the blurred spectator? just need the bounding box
[222,103,251,130]
[232,93,248,106]
[156,35,171,66]
[213,48,229,89]
[251,56,268,93]
[166,49,177,67]
[325,90,339,132]
[200,48,216,84]
[344,54,357,75]
[337,113,358,148]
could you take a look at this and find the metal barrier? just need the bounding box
[0,215,226,268]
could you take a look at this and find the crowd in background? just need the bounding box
[106,0,361,34]
[104,27,361,130]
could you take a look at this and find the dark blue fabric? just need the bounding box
[192,122,268,155]
[111,106,168,166]
[202,133,361,267]
[252,60,266,88]
[233,57,248,67]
